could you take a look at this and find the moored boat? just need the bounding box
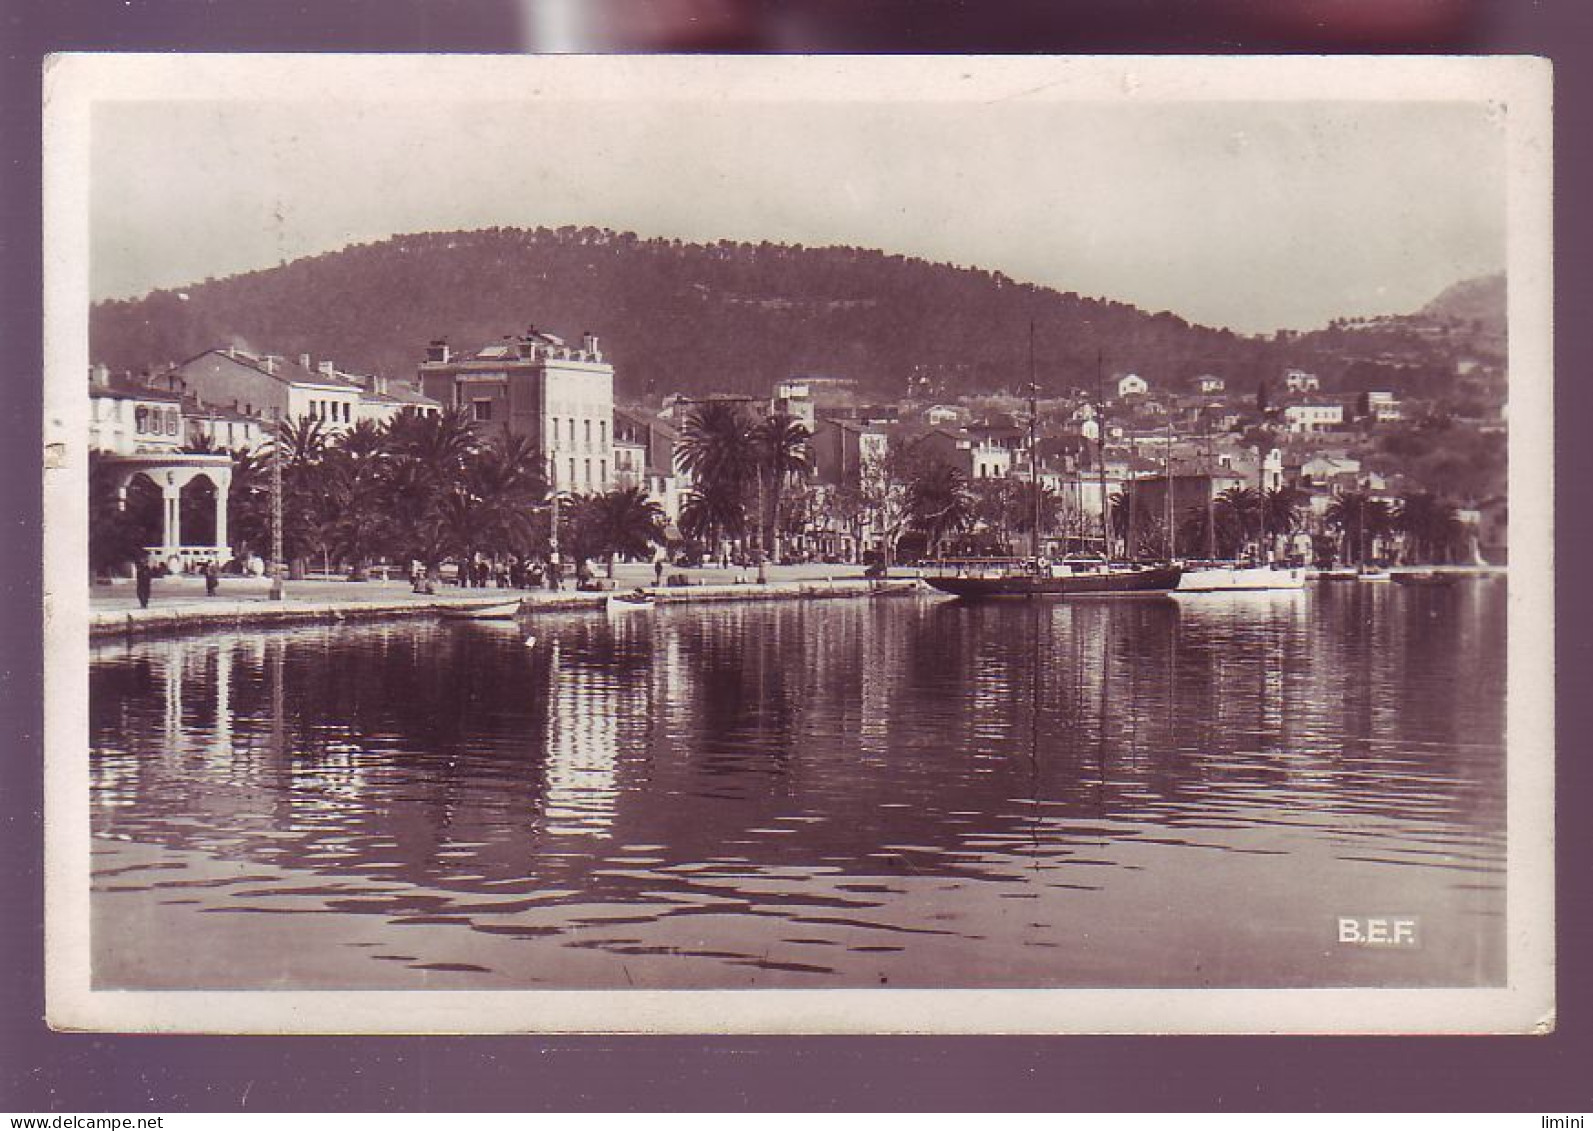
[437,599,523,620]
[1175,563,1306,593]
[924,557,1182,599]
[1393,570,1458,587]
[1315,568,1359,582]
[607,590,657,614]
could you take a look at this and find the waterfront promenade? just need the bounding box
[87,561,913,638]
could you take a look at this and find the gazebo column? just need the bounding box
[213,479,230,555]
[162,482,182,554]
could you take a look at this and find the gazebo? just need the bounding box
[104,451,235,571]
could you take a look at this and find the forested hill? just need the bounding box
[91,227,1368,401]
[1418,272,1506,336]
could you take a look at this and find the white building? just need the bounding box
[1196,375,1225,394]
[418,327,614,494]
[89,368,187,457]
[1366,391,1403,422]
[1284,369,1321,393]
[1284,402,1345,433]
[1117,374,1149,398]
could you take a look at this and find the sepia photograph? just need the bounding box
[41,53,1553,1034]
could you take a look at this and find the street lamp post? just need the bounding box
[269,407,284,601]
[547,451,560,566]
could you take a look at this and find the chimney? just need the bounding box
[582,331,600,359]
[299,353,312,370]
[90,363,110,388]
[319,360,336,377]
[426,339,450,364]
[262,355,279,374]
[374,372,389,396]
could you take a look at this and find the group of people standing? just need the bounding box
[409,555,602,595]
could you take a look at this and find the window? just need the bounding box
[584,419,592,444]
[599,459,606,484]
[568,419,576,445]
[166,408,179,435]
[473,399,493,423]
[599,420,607,446]
[584,458,592,485]
[134,406,148,433]
[568,458,576,484]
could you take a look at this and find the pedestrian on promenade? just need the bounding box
[654,558,665,587]
[548,560,562,592]
[134,559,152,609]
[204,561,219,598]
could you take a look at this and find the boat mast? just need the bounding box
[1095,351,1110,561]
[1164,416,1174,561]
[1028,320,1041,562]
[1204,416,1216,560]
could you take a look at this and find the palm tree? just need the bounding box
[1325,491,1395,566]
[676,400,756,555]
[972,478,1017,550]
[749,411,810,561]
[1394,492,1461,564]
[1262,485,1304,560]
[1216,486,1263,556]
[587,486,666,576]
[679,487,746,554]
[88,451,153,577]
[905,461,975,559]
[467,432,548,555]
[379,407,483,579]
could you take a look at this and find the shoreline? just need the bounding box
[89,575,925,640]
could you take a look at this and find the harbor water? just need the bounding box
[90,581,1507,989]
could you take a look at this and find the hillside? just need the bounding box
[92,227,1293,401]
[1418,272,1506,336]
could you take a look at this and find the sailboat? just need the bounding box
[924,337,1182,600]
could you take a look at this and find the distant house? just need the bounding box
[1284,402,1344,434]
[924,403,965,427]
[1196,375,1226,394]
[1117,374,1149,398]
[919,427,1012,481]
[1284,369,1321,393]
[1300,454,1361,484]
[1366,391,1403,422]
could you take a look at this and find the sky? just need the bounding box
[90,96,1506,334]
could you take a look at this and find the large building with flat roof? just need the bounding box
[418,326,615,494]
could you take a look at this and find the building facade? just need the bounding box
[418,328,614,494]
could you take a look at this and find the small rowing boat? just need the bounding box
[438,599,523,621]
[607,590,656,614]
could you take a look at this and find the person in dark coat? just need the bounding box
[204,561,219,597]
[134,559,152,609]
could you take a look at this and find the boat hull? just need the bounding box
[925,565,1182,598]
[1176,566,1306,593]
[438,600,523,620]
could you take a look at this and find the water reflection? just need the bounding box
[90,581,1507,989]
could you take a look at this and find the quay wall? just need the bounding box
[88,578,925,641]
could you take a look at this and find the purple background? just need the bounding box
[2,0,1589,1111]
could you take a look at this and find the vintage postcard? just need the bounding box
[42,54,1553,1033]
